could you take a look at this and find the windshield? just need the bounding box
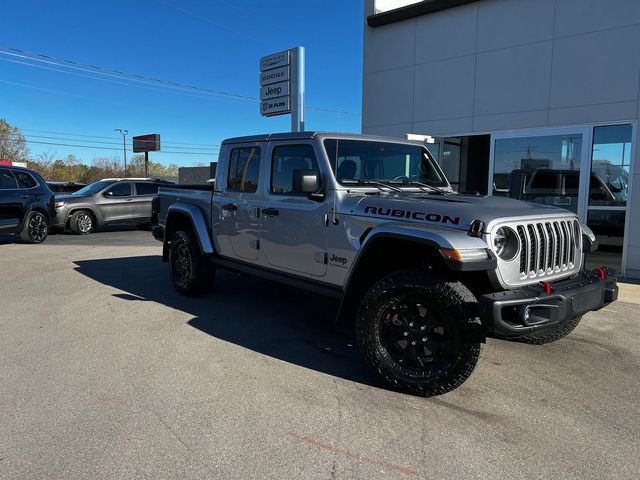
[72,180,115,196]
[323,139,449,188]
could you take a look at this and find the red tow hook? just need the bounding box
[539,281,552,294]
[594,267,606,280]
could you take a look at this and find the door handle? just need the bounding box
[126,198,134,201]
[222,203,238,211]
[20,195,30,199]
[261,207,279,217]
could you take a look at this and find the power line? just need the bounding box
[5,133,219,151]
[22,139,216,156]
[0,44,361,116]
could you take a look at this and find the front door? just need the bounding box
[259,143,329,278]
[214,144,263,261]
[99,182,135,222]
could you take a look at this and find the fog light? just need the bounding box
[522,307,531,323]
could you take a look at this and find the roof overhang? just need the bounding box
[367,0,478,27]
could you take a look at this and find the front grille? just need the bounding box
[515,219,580,279]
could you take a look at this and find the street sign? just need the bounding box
[133,134,161,153]
[260,81,289,101]
[259,46,304,130]
[261,97,290,116]
[260,50,289,71]
[260,66,290,86]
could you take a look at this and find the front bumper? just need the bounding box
[479,267,618,338]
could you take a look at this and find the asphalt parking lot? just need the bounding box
[0,229,638,479]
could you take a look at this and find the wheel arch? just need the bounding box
[66,205,101,228]
[162,203,215,261]
[337,225,495,324]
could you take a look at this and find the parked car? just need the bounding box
[152,131,617,397]
[0,165,56,243]
[46,181,87,194]
[52,178,172,235]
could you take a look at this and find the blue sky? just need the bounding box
[0,0,364,166]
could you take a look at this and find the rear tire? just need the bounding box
[20,211,48,244]
[356,269,483,397]
[169,230,214,296]
[518,316,583,345]
[70,210,95,235]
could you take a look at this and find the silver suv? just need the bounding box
[53,178,172,234]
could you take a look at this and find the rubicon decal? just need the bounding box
[363,206,460,225]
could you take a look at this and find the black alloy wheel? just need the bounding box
[22,211,48,243]
[379,294,461,380]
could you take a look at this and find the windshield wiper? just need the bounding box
[390,179,450,195]
[341,179,404,192]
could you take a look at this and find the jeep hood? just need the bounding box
[55,194,90,202]
[342,192,576,231]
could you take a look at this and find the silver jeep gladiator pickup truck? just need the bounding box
[151,132,618,397]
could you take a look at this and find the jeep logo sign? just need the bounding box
[260,81,289,101]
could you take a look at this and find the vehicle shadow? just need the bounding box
[73,255,383,388]
[0,234,21,245]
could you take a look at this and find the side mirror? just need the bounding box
[292,169,320,195]
[103,191,114,197]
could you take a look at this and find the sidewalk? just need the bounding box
[618,280,640,304]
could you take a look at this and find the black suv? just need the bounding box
[0,165,55,243]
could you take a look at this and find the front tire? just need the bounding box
[356,270,483,397]
[20,211,48,244]
[518,316,583,345]
[69,210,95,235]
[168,230,214,296]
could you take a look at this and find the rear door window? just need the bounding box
[227,147,261,193]
[135,183,159,196]
[13,171,38,189]
[0,168,18,189]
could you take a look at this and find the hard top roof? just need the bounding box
[221,131,426,147]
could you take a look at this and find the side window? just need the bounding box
[105,183,132,197]
[135,183,159,196]
[13,171,38,189]
[271,144,320,194]
[0,168,18,189]
[227,147,261,193]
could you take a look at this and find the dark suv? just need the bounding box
[52,178,172,234]
[0,165,55,243]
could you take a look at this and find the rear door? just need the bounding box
[133,182,160,222]
[98,182,135,223]
[0,168,23,232]
[214,144,263,261]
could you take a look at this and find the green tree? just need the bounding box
[0,118,29,163]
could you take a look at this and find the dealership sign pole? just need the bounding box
[259,46,305,132]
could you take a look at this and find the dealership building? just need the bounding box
[362,0,640,278]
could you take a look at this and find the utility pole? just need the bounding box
[114,128,128,176]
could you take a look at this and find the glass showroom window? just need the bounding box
[585,124,632,273]
[492,133,583,214]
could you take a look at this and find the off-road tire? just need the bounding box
[169,229,214,296]
[518,316,583,345]
[69,210,95,235]
[20,211,48,244]
[356,269,483,397]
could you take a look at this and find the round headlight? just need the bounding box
[493,227,519,261]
